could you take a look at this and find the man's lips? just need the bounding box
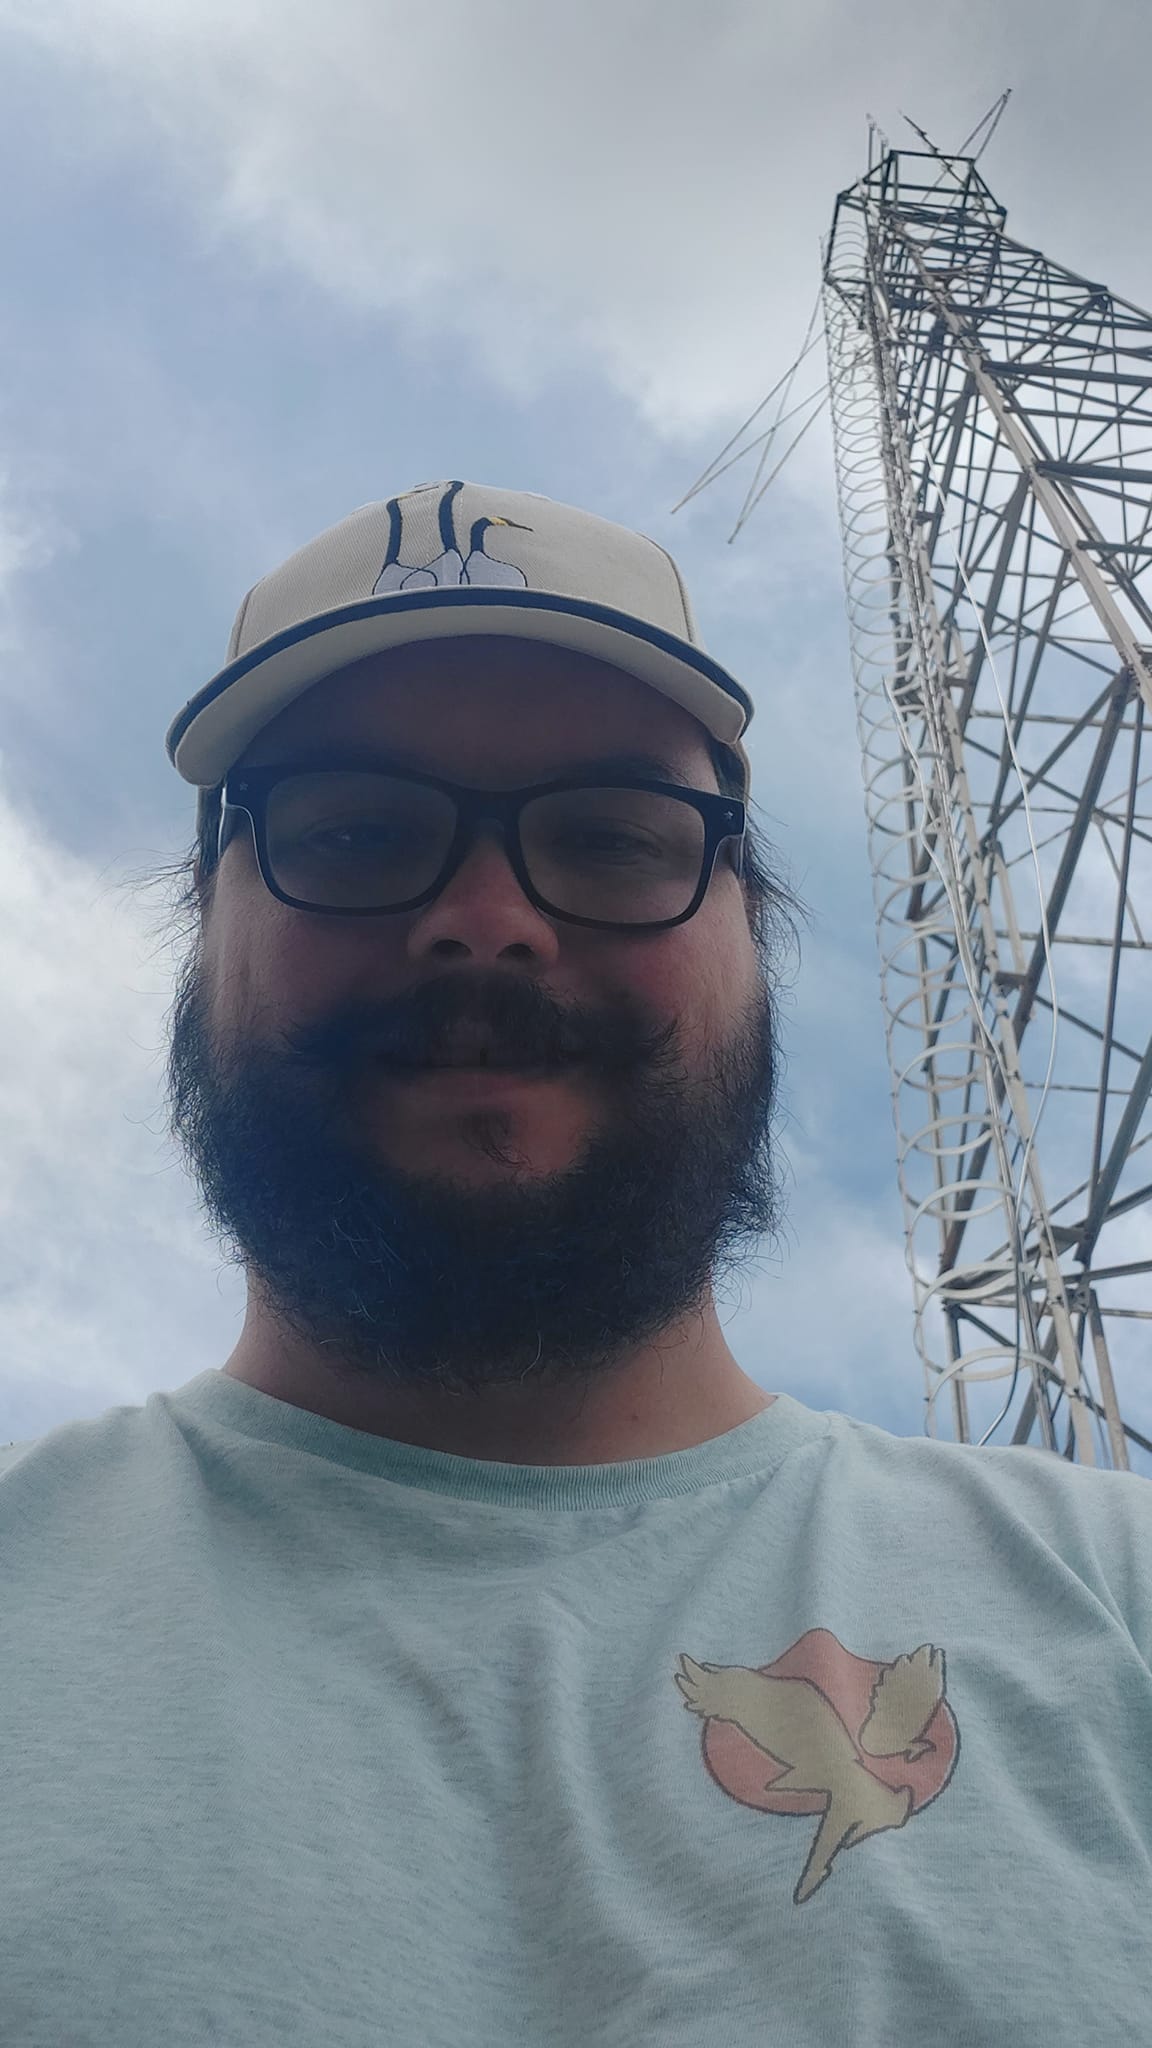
[368,1061,590,1105]
[363,1016,591,1070]
[371,1044,587,1072]
[373,1058,585,1077]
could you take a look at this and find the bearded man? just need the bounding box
[3,482,1150,2047]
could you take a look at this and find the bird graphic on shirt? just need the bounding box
[675,1639,951,1905]
[372,481,531,593]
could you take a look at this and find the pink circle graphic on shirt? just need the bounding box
[692,1627,959,1816]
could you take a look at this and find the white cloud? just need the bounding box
[0,481,47,592]
[4,0,1152,445]
[721,1177,919,1421]
[0,471,65,625]
[0,763,243,1435]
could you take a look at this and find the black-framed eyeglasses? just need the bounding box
[218,758,747,932]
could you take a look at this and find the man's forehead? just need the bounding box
[240,639,718,780]
[249,741,692,783]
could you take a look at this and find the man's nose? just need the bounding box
[404,823,562,968]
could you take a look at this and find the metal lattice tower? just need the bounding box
[823,143,1152,1469]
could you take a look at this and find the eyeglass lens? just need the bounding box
[263,772,708,923]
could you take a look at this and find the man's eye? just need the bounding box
[556,829,663,859]
[301,821,397,855]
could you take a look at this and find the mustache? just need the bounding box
[280,973,677,1077]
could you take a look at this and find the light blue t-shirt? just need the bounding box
[2,1369,1150,2046]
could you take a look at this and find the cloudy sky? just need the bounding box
[2,0,1150,1452]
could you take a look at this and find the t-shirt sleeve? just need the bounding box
[986,1446,1152,1667]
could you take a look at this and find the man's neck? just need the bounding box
[222,1290,773,1465]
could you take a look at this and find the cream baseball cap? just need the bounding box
[166,480,754,797]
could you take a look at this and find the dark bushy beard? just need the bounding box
[167,956,782,1398]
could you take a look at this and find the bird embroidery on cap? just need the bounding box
[372,480,532,593]
[675,1628,959,1906]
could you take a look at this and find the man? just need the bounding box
[2,480,1150,2047]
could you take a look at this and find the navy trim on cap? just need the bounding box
[166,585,753,767]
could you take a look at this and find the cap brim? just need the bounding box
[167,586,752,789]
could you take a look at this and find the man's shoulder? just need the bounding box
[0,1393,150,1490]
[820,1401,1152,1548]
[833,1400,1149,1489]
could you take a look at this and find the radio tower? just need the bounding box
[823,120,1152,1468]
